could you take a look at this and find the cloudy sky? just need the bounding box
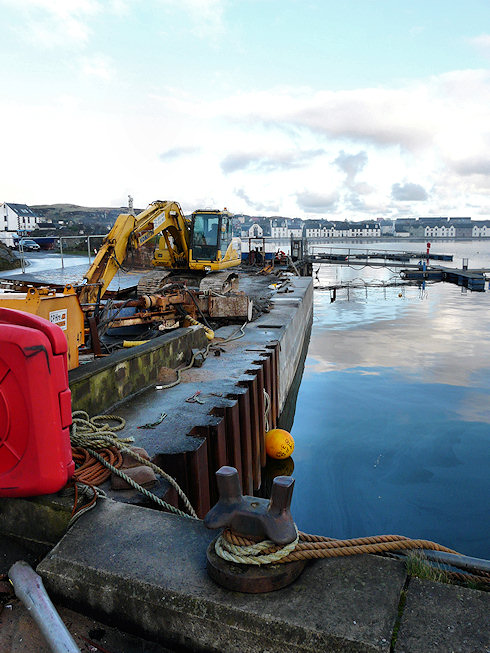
[2,0,490,219]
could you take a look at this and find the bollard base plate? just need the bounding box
[206,537,306,593]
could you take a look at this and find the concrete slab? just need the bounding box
[39,499,407,652]
[395,577,490,653]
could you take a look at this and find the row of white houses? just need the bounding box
[242,219,383,239]
[245,219,490,239]
[424,223,490,238]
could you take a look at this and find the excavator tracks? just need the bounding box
[198,271,239,294]
[137,270,239,295]
[136,271,173,295]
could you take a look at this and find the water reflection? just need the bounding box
[290,246,490,559]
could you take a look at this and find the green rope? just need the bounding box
[70,413,198,519]
[87,448,196,520]
[215,527,299,565]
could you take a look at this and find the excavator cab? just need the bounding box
[188,210,239,270]
[191,211,221,260]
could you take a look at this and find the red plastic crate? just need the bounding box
[0,308,74,496]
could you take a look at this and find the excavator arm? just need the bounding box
[79,201,190,305]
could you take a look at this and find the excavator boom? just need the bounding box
[79,201,189,305]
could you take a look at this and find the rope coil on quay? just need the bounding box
[70,411,197,519]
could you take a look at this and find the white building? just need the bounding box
[472,221,490,237]
[270,218,289,238]
[241,222,264,238]
[288,219,304,238]
[424,224,455,238]
[0,203,41,245]
[303,220,325,238]
[347,222,381,238]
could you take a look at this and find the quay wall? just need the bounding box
[68,326,208,415]
[273,281,313,414]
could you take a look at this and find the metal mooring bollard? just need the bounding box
[204,466,306,593]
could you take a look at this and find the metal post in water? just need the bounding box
[59,237,64,268]
[8,561,81,653]
[87,235,91,265]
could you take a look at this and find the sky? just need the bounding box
[2,0,490,220]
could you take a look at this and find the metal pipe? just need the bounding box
[8,561,80,653]
[419,550,490,574]
[59,237,64,268]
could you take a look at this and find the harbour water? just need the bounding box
[289,240,490,559]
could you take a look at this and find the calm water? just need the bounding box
[289,240,490,558]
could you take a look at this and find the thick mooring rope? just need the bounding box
[216,529,461,566]
[216,527,300,565]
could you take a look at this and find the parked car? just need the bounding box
[17,239,41,251]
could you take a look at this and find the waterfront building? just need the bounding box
[0,202,41,246]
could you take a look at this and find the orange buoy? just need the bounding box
[265,428,295,460]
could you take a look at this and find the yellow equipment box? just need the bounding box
[0,285,84,370]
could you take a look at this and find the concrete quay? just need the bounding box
[69,272,314,517]
[0,272,313,546]
[37,499,490,653]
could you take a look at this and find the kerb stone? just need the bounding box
[38,499,406,652]
[395,577,490,652]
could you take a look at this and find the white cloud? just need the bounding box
[156,0,226,35]
[296,190,339,213]
[221,149,325,174]
[467,34,490,57]
[1,0,101,46]
[80,54,115,80]
[4,66,490,218]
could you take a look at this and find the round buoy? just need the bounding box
[265,429,295,459]
[398,292,403,297]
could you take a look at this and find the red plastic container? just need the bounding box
[0,308,74,496]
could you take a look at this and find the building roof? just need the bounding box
[418,216,448,223]
[270,218,289,227]
[5,203,39,217]
[303,220,324,228]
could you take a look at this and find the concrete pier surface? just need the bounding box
[36,500,490,653]
[68,272,314,516]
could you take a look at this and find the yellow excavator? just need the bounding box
[78,200,241,305]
